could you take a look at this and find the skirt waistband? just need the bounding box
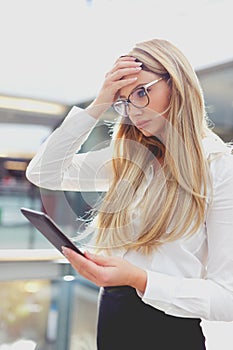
[103,286,136,296]
[103,286,202,323]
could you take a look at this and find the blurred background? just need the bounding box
[0,0,232,349]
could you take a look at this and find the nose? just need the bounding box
[128,103,143,121]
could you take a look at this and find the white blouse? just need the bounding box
[26,106,233,322]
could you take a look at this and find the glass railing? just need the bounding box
[0,255,99,350]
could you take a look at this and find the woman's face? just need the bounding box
[118,70,171,138]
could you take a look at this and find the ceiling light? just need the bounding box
[0,95,67,115]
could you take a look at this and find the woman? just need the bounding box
[26,38,233,349]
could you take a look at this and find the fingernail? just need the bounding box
[62,246,69,256]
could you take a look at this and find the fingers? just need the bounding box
[108,57,142,80]
[61,247,137,288]
[112,58,141,71]
[119,55,136,61]
[105,56,137,76]
[103,57,142,97]
[84,251,112,266]
[62,247,99,278]
[86,55,143,117]
[62,246,86,268]
[62,247,110,286]
[91,55,143,110]
[109,66,142,82]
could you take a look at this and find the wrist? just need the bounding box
[130,266,147,294]
[86,98,111,120]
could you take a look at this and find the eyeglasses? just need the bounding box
[112,77,163,117]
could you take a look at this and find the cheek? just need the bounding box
[140,114,167,137]
[151,115,166,131]
[149,88,170,114]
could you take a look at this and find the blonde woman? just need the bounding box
[26,38,233,350]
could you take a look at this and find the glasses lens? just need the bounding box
[113,100,129,117]
[129,87,149,108]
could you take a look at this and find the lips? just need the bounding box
[135,120,150,129]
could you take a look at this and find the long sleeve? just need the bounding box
[27,110,233,321]
[140,151,233,321]
[26,106,113,192]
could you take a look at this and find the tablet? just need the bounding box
[20,207,85,256]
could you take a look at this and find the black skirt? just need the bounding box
[97,286,206,350]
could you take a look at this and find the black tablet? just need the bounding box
[20,207,85,256]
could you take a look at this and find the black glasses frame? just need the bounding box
[112,77,163,117]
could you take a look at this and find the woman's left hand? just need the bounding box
[62,247,147,293]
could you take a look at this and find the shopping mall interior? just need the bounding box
[0,55,232,349]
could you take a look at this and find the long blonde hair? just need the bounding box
[94,38,210,253]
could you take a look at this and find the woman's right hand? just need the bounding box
[86,56,142,119]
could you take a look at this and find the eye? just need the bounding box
[135,87,147,98]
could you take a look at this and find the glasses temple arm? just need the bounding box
[144,77,163,89]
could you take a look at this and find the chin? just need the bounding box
[142,131,153,137]
[140,128,155,137]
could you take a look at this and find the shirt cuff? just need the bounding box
[139,270,210,319]
[142,270,182,304]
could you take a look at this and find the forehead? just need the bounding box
[119,70,159,97]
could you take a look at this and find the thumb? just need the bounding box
[85,251,111,266]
